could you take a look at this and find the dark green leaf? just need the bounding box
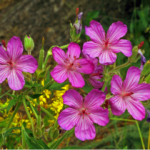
[7,99,17,112]
[6,93,17,99]
[49,81,70,90]
[82,80,93,93]
[29,94,43,99]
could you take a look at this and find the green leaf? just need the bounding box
[24,79,32,88]
[29,94,43,99]
[49,81,70,90]
[6,93,17,99]
[82,80,93,93]
[4,127,21,138]
[145,74,150,83]
[45,69,50,84]
[141,61,150,76]
[7,99,17,112]
[62,146,82,149]
[123,146,128,149]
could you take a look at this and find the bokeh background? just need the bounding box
[0,0,150,149]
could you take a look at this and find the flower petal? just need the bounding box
[89,107,109,126]
[125,96,145,120]
[67,42,81,59]
[62,89,83,108]
[75,115,96,141]
[7,36,23,62]
[52,47,67,65]
[58,108,80,130]
[68,71,85,88]
[0,47,9,64]
[99,50,117,65]
[110,39,132,57]
[16,55,38,73]
[50,65,68,83]
[111,75,123,95]
[89,76,103,89]
[107,21,127,43]
[131,83,150,101]
[84,89,106,109]
[7,69,25,90]
[74,59,94,74]
[123,67,141,92]
[109,95,126,116]
[0,65,10,83]
[85,20,105,44]
[83,41,103,58]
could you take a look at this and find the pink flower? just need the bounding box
[58,89,109,141]
[109,66,150,120]
[50,42,94,88]
[0,36,38,90]
[83,20,132,65]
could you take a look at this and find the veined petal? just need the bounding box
[62,89,83,108]
[107,21,127,43]
[16,55,38,73]
[83,41,103,58]
[0,65,10,83]
[110,39,132,57]
[99,50,117,65]
[109,95,126,116]
[7,69,25,90]
[131,83,150,101]
[89,76,103,89]
[52,47,67,65]
[84,89,106,109]
[7,36,23,62]
[58,108,80,130]
[68,71,85,88]
[50,65,68,83]
[0,47,9,64]
[67,42,81,59]
[75,115,96,141]
[74,59,94,74]
[89,107,109,126]
[125,96,145,120]
[123,67,141,92]
[85,20,105,44]
[111,75,123,95]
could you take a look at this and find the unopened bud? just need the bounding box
[141,61,150,75]
[129,46,138,62]
[24,35,34,52]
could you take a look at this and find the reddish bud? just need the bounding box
[2,40,7,49]
[38,105,41,112]
[138,41,144,49]
[76,7,79,16]
[105,100,109,108]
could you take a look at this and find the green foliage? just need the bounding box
[82,80,93,93]
[49,81,70,90]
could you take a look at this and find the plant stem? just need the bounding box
[101,81,107,92]
[5,102,21,130]
[30,103,38,119]
[0,89,12,98]
[23,98,36,138]
[109,60,130,73]
[41,79,54,91]
[59,44,69,49]
[148,123,150,149]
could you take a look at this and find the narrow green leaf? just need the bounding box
[29,94,43,99]
[7,99,17,113]
[82,80,93,93]
[49,81,70,90]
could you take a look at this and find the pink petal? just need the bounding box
[67,42,81,59]
[84,89,106,109]
[123,67,141,92]
[7,36,23,62]
[131,83,150,101]
[62,89,83,108]
[58,108,80,130]
[68,71,85,88]
[85,20,105,44]
[89,107,109,126]
[16,55,38,73]
[125,96,145,120]
[0,47,9,64]
[83,41,103,58]
[110,39,132,57]
[7,69,25,90]
[50,65,68,83]
[75,115,96,141]
[0,65,10,83]
[109,95,126,116]
[107,21,127,43]
[74,59,94,74]
[89,76,103,89]
[99,50,117,65]
[111,75,123,95]
[52,47,67,65]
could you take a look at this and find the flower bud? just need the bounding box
[24,35,34,51]
[129,46,138,62]
[141,60,150,75]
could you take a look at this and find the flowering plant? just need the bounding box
[0,8,150,149]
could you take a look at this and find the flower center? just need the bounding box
[121,92,133,97]
[78,108,89,119]
[7,60,15,70]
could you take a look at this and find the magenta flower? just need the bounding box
[50,42,94,88]
[109,66,150,120]
[0,36,38,90]
[83,20,132,65]
[58,89,109,141]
